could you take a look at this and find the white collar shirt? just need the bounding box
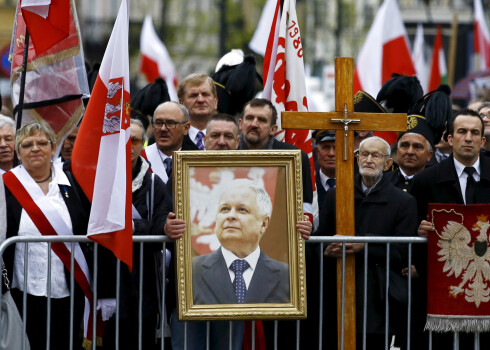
[221,246,260,289]
[12,164,72,298]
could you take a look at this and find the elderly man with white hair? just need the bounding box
[316,136,418,350]
[0,114,15,173]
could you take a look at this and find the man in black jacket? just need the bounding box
[102,119,170,350]
[317,136,417,349]
[411,109,490,349]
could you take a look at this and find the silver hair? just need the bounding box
[359,136,391,156]
[130,118,148,142]
[219,179,272,217]
[0,114,15,131]
[397,132,433,152]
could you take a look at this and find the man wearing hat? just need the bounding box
[388,128,434,193]
[314,130,336,207]
[388,85,452,192]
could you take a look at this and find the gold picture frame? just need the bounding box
[173,150,306,321]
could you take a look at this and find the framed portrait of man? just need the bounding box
[173,150,306,321]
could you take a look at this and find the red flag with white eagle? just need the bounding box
[262,0,317,224]
[9,0,89,151]
[140,14,178,101]
[353,0,416,96]
[474,0,490,70]
[71,0,132,270]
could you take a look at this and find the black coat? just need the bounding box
[410,154,490,222]
[385,168,413,193]
[409,154,490,348]
[315,169,328,208]
[316,173,418,335]
[116,158,170,318]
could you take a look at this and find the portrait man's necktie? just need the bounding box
[231,259,250,303]
[164,157,172,177]
[464,166,476,204]
[196,131,205,150]
[326,178,336,189]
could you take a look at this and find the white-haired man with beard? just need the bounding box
[316,136,417,349]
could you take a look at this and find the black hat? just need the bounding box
[212,53,260,115]
[404,84,452,147]
[354,90,387,113]
[131,78,171,131]
[376,74,423,113]
[315,130,336,143]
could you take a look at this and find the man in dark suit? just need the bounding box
[317,136,418,350]
[314,130,336,208]
[237,98,313,215]
[142,101,198,184]
[411,108,490,349]
[192,179,290,305]
[177,73,218,150]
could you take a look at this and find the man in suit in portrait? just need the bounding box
[192,178,290,305]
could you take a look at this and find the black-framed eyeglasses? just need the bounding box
[153,120,187,129]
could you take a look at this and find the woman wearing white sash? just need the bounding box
[2,122,111,350]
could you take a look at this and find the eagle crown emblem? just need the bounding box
[437,215,490,307]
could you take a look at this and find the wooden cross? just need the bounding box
[282,57,407,350]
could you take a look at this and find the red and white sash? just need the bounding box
[3,166,100,345]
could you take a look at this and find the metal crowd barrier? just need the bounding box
[2,235,483,350]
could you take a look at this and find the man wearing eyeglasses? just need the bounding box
[102,118,170,349]
[142,101,199,184]
[316,136,417,349]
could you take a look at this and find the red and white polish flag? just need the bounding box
[71,0,132,270]
[140,14,178,101]
[474,0,490,70]
[428,25,448,92]
[262,0,317,222]
[353,0,416,96]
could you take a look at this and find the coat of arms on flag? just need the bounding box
[427,203,490,333]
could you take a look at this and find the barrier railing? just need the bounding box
[3,235,480,350]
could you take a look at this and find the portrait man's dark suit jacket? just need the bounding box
[192,248,290,304]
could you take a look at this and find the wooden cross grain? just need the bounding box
[282,57,407,350]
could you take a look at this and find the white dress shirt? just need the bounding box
[12,165,72,298]
[453,157,480,204]
[221,246,260,289]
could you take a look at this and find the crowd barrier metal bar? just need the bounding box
[8,235,478,350]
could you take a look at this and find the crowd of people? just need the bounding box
[0,66,490,350]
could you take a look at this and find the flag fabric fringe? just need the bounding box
[426,315,490,333]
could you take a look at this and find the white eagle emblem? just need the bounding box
[437,215,490,307]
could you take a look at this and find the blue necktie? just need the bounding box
[326,178,336,189]
[196,131,205,150]
[231,259,249,303]
[163,157,172,178]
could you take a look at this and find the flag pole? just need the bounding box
[16,27,30,131]
[447,14,458,88]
